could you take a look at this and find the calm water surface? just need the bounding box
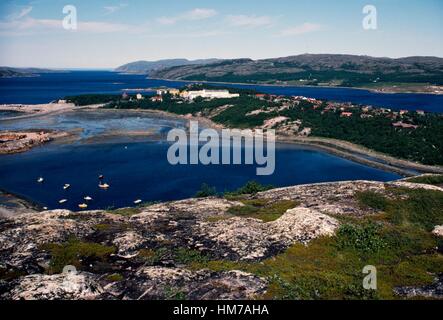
[0,71,442,112]
[0,110,400,211]
[0,72,418,210]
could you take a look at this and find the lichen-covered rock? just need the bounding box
[104,267,266,300]
[4,272,103,300]
[268,207,339,244]
[394,275,443,299]
[1,179,440,300]
[112,231,146,256]
[0,210,125,270]
[196,207,339,260]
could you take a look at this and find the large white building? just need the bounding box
[181,89,240,100]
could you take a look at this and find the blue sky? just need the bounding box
[0,0,442,68]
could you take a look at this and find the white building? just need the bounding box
[136,94,143,100]
[181,89,240,100]
[157,88,180,96]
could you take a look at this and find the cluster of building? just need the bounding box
[151,88,240,101]
[250,93,429,133]
[128,87,427,132]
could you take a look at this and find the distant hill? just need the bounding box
[0,67,61,78]
[148,54,443,88]
[115,58,223,74]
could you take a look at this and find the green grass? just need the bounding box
[227,199,299,222]
[106,273,124,282]
[138,247,208,266]
[405,175,443,186]
[355,191,389,211]
[336,223,387,253]
[188,187,443,299]
[225,181,274,197]
[195,183,218,198]
[39,186,443,299]
[41,237,116,274]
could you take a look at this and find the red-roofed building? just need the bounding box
[150,96,163,102]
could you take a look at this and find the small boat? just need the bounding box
[37,177,44,183]
[99,183,110,189]
[84,196,93,201]
[63,184,71,190]
[59,199,68,204]
[134,199,142,204]
[43,207,48,210]
[78,203,88,209]
[98,175,104,180]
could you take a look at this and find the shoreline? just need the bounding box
[2,105,442,177]
[146,76,443,95]
[121,108,443,176]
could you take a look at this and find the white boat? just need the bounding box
[63,184,71,190]
[78,203,88,209]
[84,196,93,201]
[59,199,67,204]
[99,183,110,189]
[134,199,142,204]
[37,177,44,183]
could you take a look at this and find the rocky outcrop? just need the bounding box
[196,208,338,260]
[0,179,441,300]
[104,267,266,300]
[3,272,103,300]
[0,131,70,155]
[394,275,443,299]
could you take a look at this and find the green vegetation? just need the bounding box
[225,181,274,197]
[41,237,116,274]
[284,106,443,165]
[164,286,188,300]
[139,247,208,266]
[355,191,389,211]
[106,273,124,282]
[67,84,443,165]
[66,94,120,106]
[228,199,298,222]
[195,183,217,198]
[405,175,443,186]
[150,55,443,88]
[188,187,443,299]
[336,223,387,253]
[383,188,443,231]
[183,70,443,87]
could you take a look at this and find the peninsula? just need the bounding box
[117,54,443,94]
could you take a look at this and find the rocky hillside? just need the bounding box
[148,54,443,87]
[115,59,222,74]
[0,177,442,300]
[0,67,60,78]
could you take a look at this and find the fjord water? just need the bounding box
[1,71,443,112]
[0,110,400,211]
[0,71,419,210]
[0,138,400,211]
